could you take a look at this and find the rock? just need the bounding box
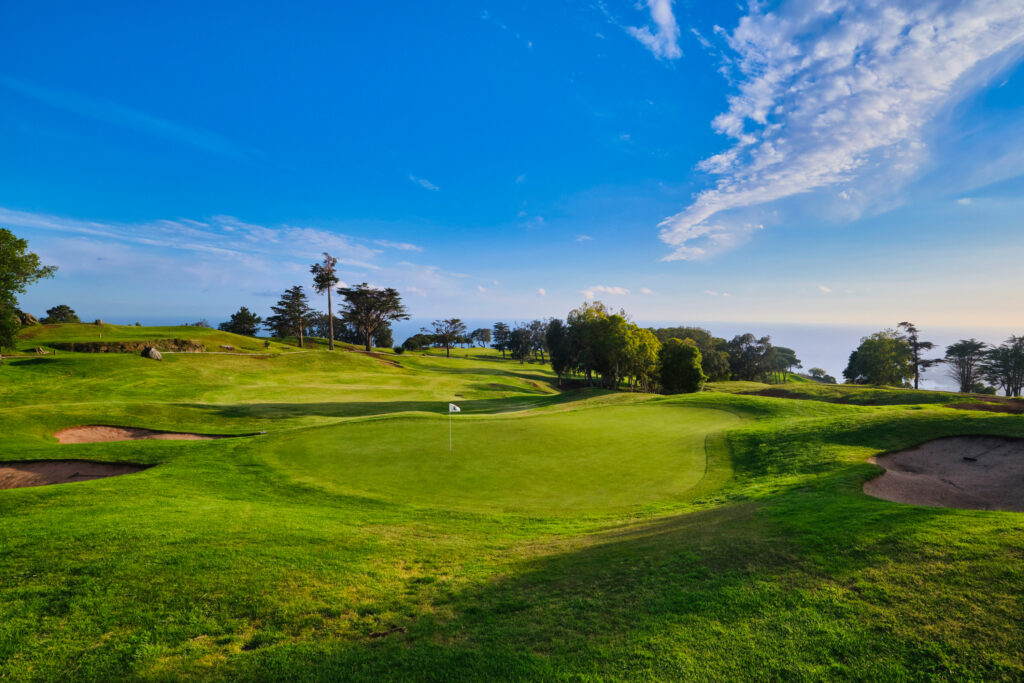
[33,347,45,355]
[141,347,163,361]
[94,319,103,325]
[18,311,40,326]
[219,345,235,351]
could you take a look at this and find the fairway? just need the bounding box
[4,325,1024,680]
[264,405,739,514]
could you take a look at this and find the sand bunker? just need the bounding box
[55,425,236,444]
[865,436,1024,512]
[0,460,149,490]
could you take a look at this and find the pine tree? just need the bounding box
[264,286,313,348]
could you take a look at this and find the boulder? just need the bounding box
[219,345,235,351]
[33,347,45,355]
[18,311,40,326]
[141,347,163,361]
[94,319,104,325]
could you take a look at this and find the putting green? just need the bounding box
[264,404,739,514]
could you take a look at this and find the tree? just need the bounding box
[373,324,393,349]
[630,326,661,392]
[982,336,1024,397]
[772,346,802,383]
[402,333,434,352]
[41,304,80,324]
[809,367,827,379]
[470,327,492,347]
[509,325,533,363]
[546,318,572,381]
[265,286,313,348]
[659,338,706,394]
[944,339,988,394]
[218,306,262,336]
[337,283,410,352]
[528,319,549,361]
[650,326,730,381]
[492,322,511,359]
[897,321,940,390]
[426,318,467,358]
[726,333,774,381]
[0,228,56,349]
[843,330,913,386]
[310,253,340,351]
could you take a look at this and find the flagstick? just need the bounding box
[449,411,453,452]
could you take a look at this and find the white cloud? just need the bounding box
[659,0,1024,261]
[374,239,423,251]
[957,197,974,205]
[640,287,653,295]
[409,175,439,191]
[581,285,630,300]
[703,289,719,296]
[477,285,487,293]
[818,285,832,293]
[515,173,527,184]
[576,234,592,242]
[626,0,682,60]
[537,288,547,296]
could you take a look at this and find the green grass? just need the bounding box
[2,323,1024,680]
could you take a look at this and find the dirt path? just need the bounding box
[55,426,235,444]
[864,436,1024,512]
[0,460,149,489]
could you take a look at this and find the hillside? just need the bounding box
[1,324,1023,679]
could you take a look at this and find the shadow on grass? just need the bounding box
[223,482,984,681]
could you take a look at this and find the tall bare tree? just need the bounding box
[898,321,940,390]
[310,253,339,350]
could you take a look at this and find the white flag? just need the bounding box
[449,403,461,413]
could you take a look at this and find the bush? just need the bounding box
[393,346,405,355]
[659,338,707,394]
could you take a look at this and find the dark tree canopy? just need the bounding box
[0,228,56,349]
[337,283,409,352]
[982,336,1024,397]
[470,327,492,347]
[492,322,511,359]
[843,330,913,386]
[427,318,467,358]
[373,324,393,349]
[650,326,730,381]
[509,325,533,363]
[726,333,774,382]
[659,338,707,394]
[41,304,80,324]
[944,338,988,394]
[265,286,313,348]
[218,306,263,337]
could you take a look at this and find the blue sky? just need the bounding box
[3,0,1024,328]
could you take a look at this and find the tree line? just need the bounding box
[843,321,1024,396]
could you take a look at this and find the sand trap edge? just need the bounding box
[54,425,263,444]
[0,459,152,490]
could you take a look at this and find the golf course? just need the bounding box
[2,323,1023,680]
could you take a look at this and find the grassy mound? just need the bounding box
[2,324,1024,680]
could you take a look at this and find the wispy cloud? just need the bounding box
[537,288,547,296]
[581,285,629,300]
[626,0,682,60]
[640,287,653,295]
[956,197,974,206]
[818,285,832,294]
[0,74,256,160]
[408,175,439,191]
[576,234,592,242]
[374,239,423,252]
[659,0,1024,261]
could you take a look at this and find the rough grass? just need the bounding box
[1,324,1024,680]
